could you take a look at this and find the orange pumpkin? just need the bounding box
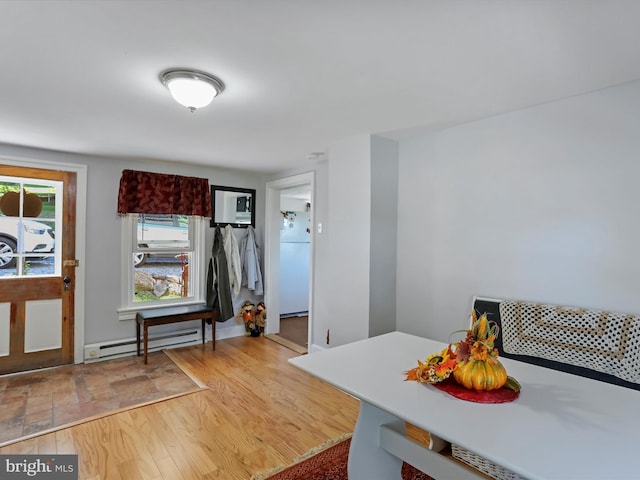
[453,357,507,391]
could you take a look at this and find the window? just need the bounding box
[119,213,206,319]
[0,176,62,278]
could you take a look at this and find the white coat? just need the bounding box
[223,225,242,297]
[239,226,264,296]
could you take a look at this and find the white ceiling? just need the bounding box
[2,1,640,173]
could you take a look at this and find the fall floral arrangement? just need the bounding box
[405,310,520,392]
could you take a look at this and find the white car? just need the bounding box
[0,217,55,268]
[134,215,189,266]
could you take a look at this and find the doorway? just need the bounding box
[264,173,314,351]
[0,165,76,374]
[278,186,311,349]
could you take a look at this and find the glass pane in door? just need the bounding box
[0,177,61,278]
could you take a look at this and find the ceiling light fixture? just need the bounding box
[160,69,225,112]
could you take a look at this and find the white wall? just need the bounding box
[309,163,329,348]
[267,135,399,349]
[0,143,263,347]
[396,80,640,343]
[369,135,398,337]
[326,135,372,346]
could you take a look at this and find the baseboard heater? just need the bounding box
[84,328,202,362]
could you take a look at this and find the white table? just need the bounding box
[289,332,640,480]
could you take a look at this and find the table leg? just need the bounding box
[348,401,404,480]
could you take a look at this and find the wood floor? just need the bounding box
[277,316,308,348]
[0,336,360,480]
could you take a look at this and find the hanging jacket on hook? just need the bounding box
[240,225,264,296]
[223,224,242,297]
[206,226,234,321]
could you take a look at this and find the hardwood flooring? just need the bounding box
[277,316,308,348]
[0,336,360,480]
[266,316,308,354]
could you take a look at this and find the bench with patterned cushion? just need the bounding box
[474,297,640,391]
[451,297,640,480]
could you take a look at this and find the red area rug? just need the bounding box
[253,436,433,480]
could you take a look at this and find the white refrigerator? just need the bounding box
[279,211,310,315]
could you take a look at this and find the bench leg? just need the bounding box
[136,320,141,356]
[201,318,206,345]
[212,318,216,350]
[143,324,149,365]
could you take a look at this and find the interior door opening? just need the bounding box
[277,186,311,350]
[264,172,314,352]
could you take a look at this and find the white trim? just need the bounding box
[264,172,315,348]
[0,154,87,364]
[118,215,206,320]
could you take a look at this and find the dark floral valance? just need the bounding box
[117,169,212,218]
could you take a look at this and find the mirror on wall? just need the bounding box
[210,185,256,228]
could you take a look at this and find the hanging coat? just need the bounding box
[206,226,234,321]
[239,225,264,295]
[223,225,242,297]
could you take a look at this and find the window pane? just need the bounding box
[122,213,203,313]
[0,181,20,271]
[0,262,17,277]
[24,256,56,276]
[0,179,58,277]
[133,252,191,302]
[137,214,190,250]
[24,182,56,249]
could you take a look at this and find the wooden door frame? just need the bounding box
[0,154,87,364]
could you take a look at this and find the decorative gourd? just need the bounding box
[453,357,507,391]
[452,311,507,391]
[405,309,520,394]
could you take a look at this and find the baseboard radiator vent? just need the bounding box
[84,328,202,362]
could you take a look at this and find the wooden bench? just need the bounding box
[136,304,217,364]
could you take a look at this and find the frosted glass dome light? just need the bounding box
[160,69,225,112]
